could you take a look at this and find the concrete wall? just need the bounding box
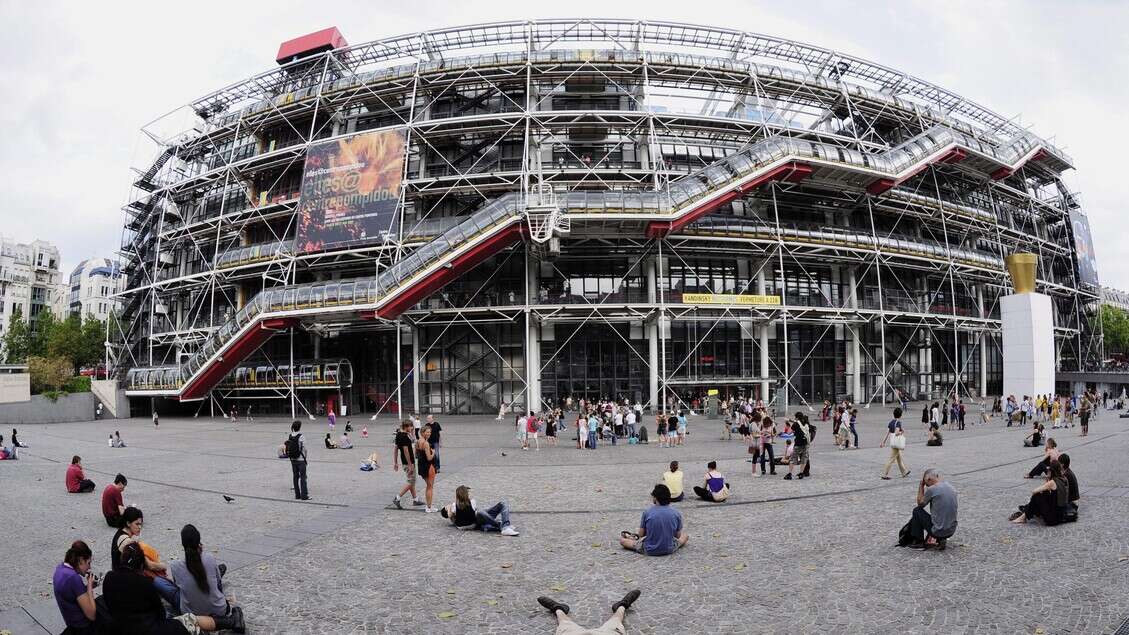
[0,373,30,404]
[0,392,115,424]
[90,380,129,418]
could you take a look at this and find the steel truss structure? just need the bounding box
[114,19,1101,416]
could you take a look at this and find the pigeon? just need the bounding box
[222,495,235,503]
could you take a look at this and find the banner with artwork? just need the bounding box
[1070,211,1099,287]
[296,128,405,254]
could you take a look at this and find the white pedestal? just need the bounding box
[1001,293,1055,399]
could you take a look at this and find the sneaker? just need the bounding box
[881,476,891,480]
[501,525,519,536]
[783,474,793,480]
[392,497,402,510]
[425,507,438,513]
[412,499,425,506]
[611,589,642,614]
[907,541,927,550]
[901,471,911,478]
[537,596,570,615]
[797,474,805,480]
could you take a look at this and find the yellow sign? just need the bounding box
[707,389,719,396]
[682,293,782,306]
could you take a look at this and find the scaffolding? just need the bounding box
[112,19,1101,416]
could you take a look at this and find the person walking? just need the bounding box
[392,421,423,509]
[880,407,911,480]
[286,421,309,500]
[152,410,159,428]
[416,426,438,512]
[426,414,443,473]
[783,414,812,480]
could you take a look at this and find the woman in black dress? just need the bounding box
[1010,460,1069,526]
[416,426,437,513]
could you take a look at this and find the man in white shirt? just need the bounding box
[625,410,637,438]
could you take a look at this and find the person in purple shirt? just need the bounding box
[53,540,97,635]
[618,484,689,555]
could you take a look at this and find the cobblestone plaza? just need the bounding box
[2,407,1128,633]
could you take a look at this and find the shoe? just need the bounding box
[881,476,891,480]
[612,589,641,614]
[412,499,425,506]
[908,542,927,550]
[769,470,776,475]
[901,471,911,478]
[538,596,570,615]
[300,496,311,501]
[392,497,402,510]
[425,507,438,513]
[501,525,519,536]
[783,474,793,480]
[934,538,947,551]
[797,474,805,480]
[213,606,246,634]
[1008,510,1023,521]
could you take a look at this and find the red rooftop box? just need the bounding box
[276,27,348,64]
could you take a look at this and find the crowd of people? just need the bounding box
[38,383,1102,633]
[55,466,247,633]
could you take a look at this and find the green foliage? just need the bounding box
[2,305,31,363]
[1099,304,1129,355]
[28,355,72,394]
[64,375,92,393]
[41,390,64,402]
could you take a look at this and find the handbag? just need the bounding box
[891,435,906,450]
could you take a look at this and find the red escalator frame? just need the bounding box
[180,318,297,401]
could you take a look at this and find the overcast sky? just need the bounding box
[1,1,1125,287]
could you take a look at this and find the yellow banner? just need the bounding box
[682,293,782,306]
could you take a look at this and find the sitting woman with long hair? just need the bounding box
[103,542,239,634]
[1010,459,1070,526]
[169,525,245,633]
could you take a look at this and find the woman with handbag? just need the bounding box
[880,408,911,480]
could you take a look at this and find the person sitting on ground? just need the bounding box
[344,420,353,433]
[66,456,96,493]
[926,425,943,447]
[53,540,97,635]
[775,438,794,466]
[11,428,28,448]
[619,484,688,556]
[111,506,181,610]
[692,461,730,502]
[537,590,642,635]
[360,451,380,471]
[903,468,958,550]
[1010,459,1070,526]
[0,434,15,460]
[169,524,246,633]
[439,485,520,535]
[102,474,128,528]
[1025,437,1059,478]
[104,541,235,635]
[662,461,685,502]
[113,431,127,448]
[1060,453,1080,513]
[1023,424,1044,447]
[339,431,354,449]
[324,433,338,449]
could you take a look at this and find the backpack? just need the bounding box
[897,520,914,547]
[807,423,817,441]
[285,434,302,459]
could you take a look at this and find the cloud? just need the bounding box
[1,0,1124,288]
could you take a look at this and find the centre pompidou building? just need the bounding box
[116,20,1101,417]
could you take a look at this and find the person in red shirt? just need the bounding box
[65,456,95,493]
[101,474,128,527]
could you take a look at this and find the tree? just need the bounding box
[2,305,31,363]
[1098,304,1129,356]
[31,308,60,359]
[28,355,71,394]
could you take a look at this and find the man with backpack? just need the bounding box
[286,421,309,500]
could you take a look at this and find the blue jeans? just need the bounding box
[587,431,598,449]
[476,501,512,531]
[627,423,636,437]
[152,574,181,614]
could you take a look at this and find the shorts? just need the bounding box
[667,430,678,438]
[530,431,539,439]
[791,444,809,465]
[633,539,681,555]
[404,468,417,487]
